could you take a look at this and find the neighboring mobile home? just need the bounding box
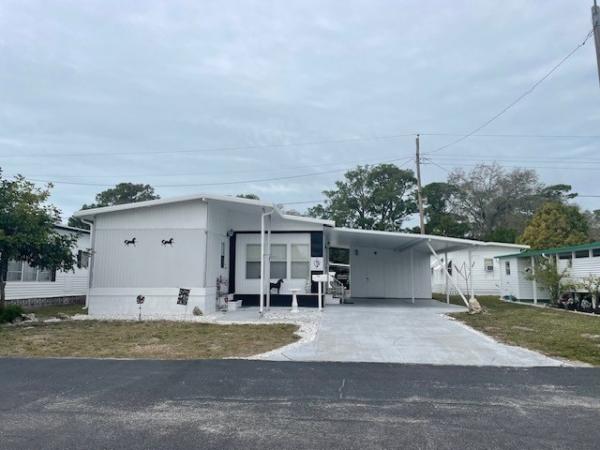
[5,224,91,307]
[73,194,497,320]
[431,243,528,297]
[497,242,600,303]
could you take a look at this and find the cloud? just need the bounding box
[0,0,598,220]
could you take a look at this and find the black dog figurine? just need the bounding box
[124,238,136,247]
[269,279,284,294]
[161,238,174,246]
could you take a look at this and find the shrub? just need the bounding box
[0,304,25,323]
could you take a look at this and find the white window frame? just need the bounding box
[484,258,494,272]
[291,244,310,280]
[6,260,56,282]
[270,244,287,280]
[245,244,261,279]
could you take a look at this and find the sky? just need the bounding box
[1,0,599,223]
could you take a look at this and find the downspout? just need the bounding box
[82,219,95,310]
[259,208,274,315]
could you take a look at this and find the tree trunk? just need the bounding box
[0,255,8,310]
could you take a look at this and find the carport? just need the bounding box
[325,228,482,306]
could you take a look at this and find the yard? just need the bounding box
[0,310,299,359]
[434,294,600,366]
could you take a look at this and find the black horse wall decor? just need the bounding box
[161,238,174,246]
[269,279,284,294]
[124,238,136,247]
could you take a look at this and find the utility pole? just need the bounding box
[415,134,425,234]
[593,1,600,86]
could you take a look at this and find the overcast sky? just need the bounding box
[1,0,599,221]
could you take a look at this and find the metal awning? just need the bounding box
[326,227,484,253]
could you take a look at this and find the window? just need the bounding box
[77,250,90,269]
[558,252,572,268]
[270,244,287,279]
[6,261,55,282]
[291,244,310,279]
[575,249,590,259]
[505,261,511,276]
[484,258,494,272]
[6,260,23,281]
[220,242,225,269]
[246,244,261,279]
[593,248,600,257]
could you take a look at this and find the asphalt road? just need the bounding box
[1,359,599,450]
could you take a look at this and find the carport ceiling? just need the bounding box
[327,228,482,253]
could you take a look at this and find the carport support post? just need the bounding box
[444,250,449,304]
[266,215,272,310]
[531,256,537,305]
[410,249,415,304]
[259,213,265,314]
[426,242,469,308]
[467,248,475,301]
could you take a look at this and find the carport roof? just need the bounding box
[327,227,494,253]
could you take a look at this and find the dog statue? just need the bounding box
[269,279,284,294]
[124,238,136,247]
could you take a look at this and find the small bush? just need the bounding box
[0,304,25,324]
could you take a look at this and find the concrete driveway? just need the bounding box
[266,299,568,366]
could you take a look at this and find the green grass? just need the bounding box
[433,294,600,366]
[23,304,87,319]
[0,320,299,359]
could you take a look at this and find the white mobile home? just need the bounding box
[431,243,528,297]
[497,242,600,303]
[73,194,495,319]
[6,224,91,307]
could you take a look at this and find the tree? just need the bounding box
[583,209,600,241]
[446,164,574,241]
[0,171,77,308]
[308,164,417,231]
[237,193,260,200]
[527,257,571,305]
[420,182,470,237]
[519,202,589,249]
[68,182,160,229]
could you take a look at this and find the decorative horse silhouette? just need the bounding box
[124,238,136,246]
[161,238,174,246]
[269,278,284,294]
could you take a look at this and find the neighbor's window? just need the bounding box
[575,249,590,259]
[270,244,287,279]
[77,250,90,269]
[484,258,494,272]
[6,261,55,282]
[220,242,225,269]
[505,261,511,276]
[558,252,573,268]
[6,260,23,281]
[593,248,600,257]
[291,244,310,279]
[246,244,261,279]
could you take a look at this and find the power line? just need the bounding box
[0,133,417,159]
[17,157,415,188]
[424,29,596,155]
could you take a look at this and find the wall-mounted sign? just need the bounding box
[177,288,190,305]
[310,257,324,271]
[136,295,145,305]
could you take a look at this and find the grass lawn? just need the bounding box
[24,304,87,319]
[433,294,600,366]
[0,320,299,359]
